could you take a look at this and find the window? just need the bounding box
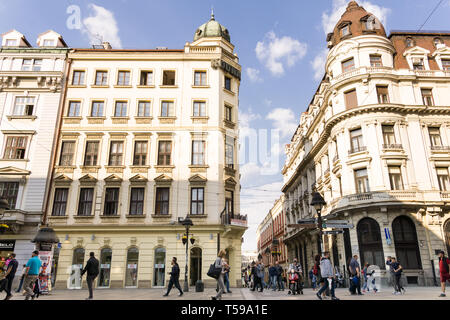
[225,190,234,216]
[194,71,207,86]
[3,136,27,159]
[133,141,148,166]
[382,125,396,145]
[437,167,450,191]
[162,70,175,85]
[140,71,153,86]
[71,70,85,85]
[0,182,19,209]
[225,105,233,122]
[341,58,355,72]
[52,188,68,216]
[350,128,364,153]
[59,141,75,166]
[442,60,450,71]
[78,188,94,216]
[157,141,171,165]
[370,55,382,67]
[91,101,104,117]
[429,127,442,147]
[357,218,385,269]
[67,101,80,117]
[421,88,434,106]
[376,86,389,103]
[129,188,144,215]
[191,187,204,215]
[225,136,234,169]
[363,19,375,31]
[344,89,358,109]
[406,37,414,47]
[117,71,130,86]
[413,58,424,70]
[160,101,174,117]
[95,71,108,86]
[22,59,42,72]
[104,188,119,215]
[13,97,35,116]
[354,168,370,193]
[341,24,350,37]
[434,37,443,47]
[193,101,206,117]
[5,39,17,46]
[224,76,231,91]
[155,187,169,215]
[43,39,55,47]
[388,166,404,190]
[108,141,124,166]
[84,141,99,166]
[114,101,127,117]
[191,140,205,165]
[137,101,151,117]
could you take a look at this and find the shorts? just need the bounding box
[440,273,450,283]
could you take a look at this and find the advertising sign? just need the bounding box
[38,250,53,294]
[0,240,15,251]
[384,227,392,245]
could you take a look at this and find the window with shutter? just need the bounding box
[345,89,358,109]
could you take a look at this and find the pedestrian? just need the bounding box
[386,256,396,293]
[362,262,369,292]
[80,252,99,300]
[390,257,405,295]
[365,264,378,293]
[438,251,450,297]
[211,250,226,300]
[250,261,258,291]
[2,253,18,300]
[316,252,339,300]
[275,261,284,291]
[349,254,363,295]
[256,260,265,292]
[269,263,278,291]
[223,260,232,293]
[164,257,183,297]
[23,250,42,300]
[15,264,27,293]
[309,266,317,290]
[288,258,303,294]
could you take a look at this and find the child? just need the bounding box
[309,267,317,290]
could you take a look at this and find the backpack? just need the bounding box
[313,263,318,276]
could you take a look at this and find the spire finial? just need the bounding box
[211,6,215,20]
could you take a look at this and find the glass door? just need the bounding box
[153,247,166,287]
[69,248,84,289]
[125,247,139,287]
[98,248,112,288]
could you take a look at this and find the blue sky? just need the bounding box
[1,0,449,251]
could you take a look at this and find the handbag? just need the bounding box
[207,262,222,279]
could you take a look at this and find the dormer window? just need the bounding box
[434,37,444,48]
[412,58,424,70]
[363,19,375,31]
[43,39,55,47]
[5,39,17,46]
[406,37,414,48]
[341,24,351,37]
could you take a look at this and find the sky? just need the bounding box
[1,0,449,252]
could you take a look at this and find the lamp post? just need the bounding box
[179,215,194,292]
[310,192,326,255]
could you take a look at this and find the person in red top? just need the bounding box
[438,250,450,297]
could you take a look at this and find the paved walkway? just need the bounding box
[2,286,448,300]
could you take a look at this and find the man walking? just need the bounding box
[386,256,396,293]
[23,250,41,300]
[3,253,18,300]
[163,257,183,297]
[81,252,99,300]
[316,252,339,300]
[438,251,449,297]
[275,261,284,291]
[349,254,362,295]
[390,257,405,295]
[269,263,277,291]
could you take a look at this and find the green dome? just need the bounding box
[194,12,230,42]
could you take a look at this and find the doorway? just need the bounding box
[98,248,112,288]
[69,248,84,289]
[190,247,202,286]
[153,247,166,287]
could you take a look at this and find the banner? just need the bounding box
[38,250,53,294]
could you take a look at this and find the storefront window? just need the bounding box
[125,247,139,287]
[153,247,166,287]
[69,248,84,289]
[98,248,112,287]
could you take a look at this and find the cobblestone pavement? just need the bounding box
[2,286,448,300]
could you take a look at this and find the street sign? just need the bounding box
[322,223,354,229]
[287,223,317,229]
[323,230,344,235]
[297,218,317,224]
[322,219,349,224]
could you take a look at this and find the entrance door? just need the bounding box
[125,247,139,287]
[98,248,112,288]
[445,220,450,256]
[190,247,202,286]
[69,248,84,289]
[153,247,166,287]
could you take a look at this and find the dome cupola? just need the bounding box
[194,10,231,43]
[326,1,386,48]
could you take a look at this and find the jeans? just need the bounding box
[362,276,369,291]
[311,275,317,289]
[224,273,230,292]
[16,275,24,292]
[215,274,225,300]
[350,276,362,294]
[252,276,263,291]
[394,274,403,292]
[23,275,38,299]
[318,278,335,297]
[4,275,14,296]
[86,275,97,298]
[277,275,284,290]
[271,275,278,290]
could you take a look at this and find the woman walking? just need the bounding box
[211,250,226,300]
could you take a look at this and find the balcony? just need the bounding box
[348,146,367,155]
[382,144,403,150]
[221,213,247,227]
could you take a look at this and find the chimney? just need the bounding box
[102,41,112,50]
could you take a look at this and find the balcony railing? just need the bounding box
[382,144,403,150]
[440,191,450,199]
[430,145,450,151]
[221,213,247,227]
[348,146,367,154]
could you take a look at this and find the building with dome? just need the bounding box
[282,1,450,286]
[46,13,246,289]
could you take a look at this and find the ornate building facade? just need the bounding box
[282,1,450,286]
[47,14,246,289]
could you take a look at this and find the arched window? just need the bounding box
[392,216,422,269]
[125,247,139,287]
[98,248,112,287]
[69,248,85,289]
[357,218,385,269]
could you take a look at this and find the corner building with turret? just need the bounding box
[282,1,450,286]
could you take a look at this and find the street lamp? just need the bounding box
[179,215,194,292]
[310,192,326,255]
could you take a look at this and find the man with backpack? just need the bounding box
[81,252,100,300]
[349,254,362,295]
[438,250,450,297]
[390,257,405,295]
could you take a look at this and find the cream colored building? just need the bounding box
[0,30,68,278]
[282,1,450,286]
[47,13,246,289]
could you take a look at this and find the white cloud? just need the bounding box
[311,48,329,81]
[255,31,308,76]
[322,0,391,35]
[266,107,298,139]
[246,67,262,82]
[82,4,122,49]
